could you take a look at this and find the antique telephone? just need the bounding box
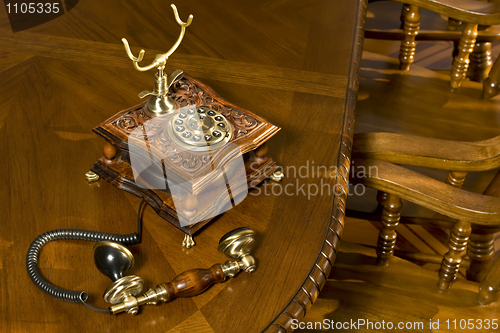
[27,3,277,314]
[88,4,283,248]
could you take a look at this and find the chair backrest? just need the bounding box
[365,0,500,95]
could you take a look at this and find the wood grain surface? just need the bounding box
[0,1,366,332]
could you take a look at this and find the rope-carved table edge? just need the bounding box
[263,1,367,331]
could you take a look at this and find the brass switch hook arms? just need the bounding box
[121,4,193,75]
[121,4,193,116]
[95,227,257,315]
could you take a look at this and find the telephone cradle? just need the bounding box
[90,73,281,247]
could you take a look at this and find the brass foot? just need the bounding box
[182,234,195,248]
[269,170,284,182]
[85,170,100,182]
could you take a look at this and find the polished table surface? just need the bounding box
[0,1,366,332]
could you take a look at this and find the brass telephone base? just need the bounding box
[140,71,183,116]
[144,94,177,116]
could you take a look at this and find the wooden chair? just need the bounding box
[351,134,500,303]
[365,0,500,97]
[350,51,500,304]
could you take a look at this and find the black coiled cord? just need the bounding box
[26,199,146,312]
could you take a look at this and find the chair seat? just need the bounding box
[356,51,500,142]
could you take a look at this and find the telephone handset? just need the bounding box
[89,4,282,248]
[94,227,257,315]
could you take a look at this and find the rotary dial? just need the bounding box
[168,106,232,151]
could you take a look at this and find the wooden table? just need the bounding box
[0,1,366,332]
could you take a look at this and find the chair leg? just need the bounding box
[478,254,500,305]
[467,227,498,282]
[448,18,461,63]
[468,42,492,83]
[445,171,467,188]
[399,5,420,71]
[450,23,478,88]
[399,4,410,30]
[376,193,402,266]
[438,220,471,290]
[483,56,500,99]
[375,190,389,214]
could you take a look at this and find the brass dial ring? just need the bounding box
[168,106,232,151]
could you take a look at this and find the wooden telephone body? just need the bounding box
[91,74,280,237]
